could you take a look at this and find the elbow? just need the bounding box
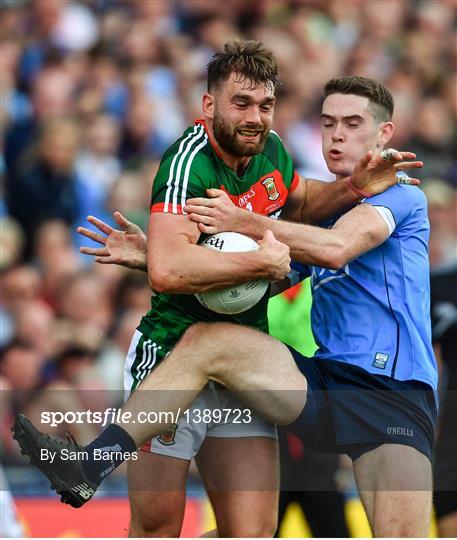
[318,247,349,270]
[148,264,179,293]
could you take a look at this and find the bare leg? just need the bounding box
[354,444,432,537]
[116,323,308,445]
[127,452,190,537]
[196,436,279,537]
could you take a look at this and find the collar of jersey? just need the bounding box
[194,119,224,160]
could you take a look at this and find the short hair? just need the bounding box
[207,39,280,93]
[324,76,394,122]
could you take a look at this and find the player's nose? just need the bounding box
[244,105,262,125]
[332,124,345,141]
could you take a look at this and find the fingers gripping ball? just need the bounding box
[195,232,269,315]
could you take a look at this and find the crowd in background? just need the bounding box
[1,0,456,471]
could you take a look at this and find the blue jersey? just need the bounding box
[292,184,438,390]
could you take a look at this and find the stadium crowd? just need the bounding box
[1,0,456,518]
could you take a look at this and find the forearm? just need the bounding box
[286,178,359,224]
[268,204,388,268]
[230,212,347,268]
[148,244,271,294]
[268,220,348,268]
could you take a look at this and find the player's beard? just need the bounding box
[213,112,269,157]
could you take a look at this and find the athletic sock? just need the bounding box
[82,424,137,484]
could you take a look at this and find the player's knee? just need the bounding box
[180,322,215,349]
[129,510,182,538]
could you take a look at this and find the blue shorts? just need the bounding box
[288,349,438,462]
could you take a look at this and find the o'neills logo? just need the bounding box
[387,426,414,437]
[262,177,279,200]
[158,423,178,446]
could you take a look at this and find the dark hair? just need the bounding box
[324,76,394,122]
[207,39,280,93]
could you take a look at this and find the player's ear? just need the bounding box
[202,93,215,119]
[377,121,394,148]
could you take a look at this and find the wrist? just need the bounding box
[345,176,372,200]
[238,209,264,239]
[243,250,269,279]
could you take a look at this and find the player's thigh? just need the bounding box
[127,450,190,538]
[353,443,432,537]
[195,436,279,537]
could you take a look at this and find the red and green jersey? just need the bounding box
[134,120,298,385]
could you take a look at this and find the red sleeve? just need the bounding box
[150,203,184,214]
[289,171,300,193]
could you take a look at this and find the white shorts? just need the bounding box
[124,330,277,460]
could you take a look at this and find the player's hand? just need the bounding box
[184,189,244,234]
[77,212,148,271]
[257,230,291,281]
[349,149,423,197]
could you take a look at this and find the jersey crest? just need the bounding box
[158,424,178,446]
[220,170,289,216]
[262,176,280,201]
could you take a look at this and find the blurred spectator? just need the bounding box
[408,98,454,181]
[0,340,45,392]
[0,39,32,130]
[34,219,82,294]
[77,51,129,119]
[18,0,98,87]
[0,217,25,270]
[107,172,149,229]
[4,66,77,175]
[2,265,43,316]
[118,92,161,166]
[422,180,457,268]
[14,301,56,359]
[7,117,106,258]
[56,270,113,333]
[76,113,122,192]
[114,271,151,315]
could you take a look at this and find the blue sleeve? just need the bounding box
[364,184,424,229]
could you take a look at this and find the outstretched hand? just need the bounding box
[185,188,243,234]
[77,212,147,270]
[350,149,423,197]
